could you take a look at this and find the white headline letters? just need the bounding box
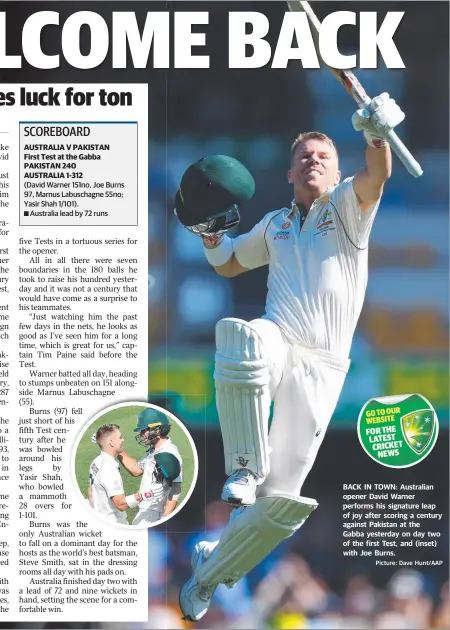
[0,10,405,69]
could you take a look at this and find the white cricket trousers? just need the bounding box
[250,318,350,497]
[132,509,162,526]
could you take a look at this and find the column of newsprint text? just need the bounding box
[4,84,150,622]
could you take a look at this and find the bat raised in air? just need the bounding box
[286,0,423,178]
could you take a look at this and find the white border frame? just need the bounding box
[71,401,199,530]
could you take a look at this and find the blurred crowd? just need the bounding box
[4,566,450,630]
[136,509,450,630]
[94,494,448,630]
[141,570,450,630]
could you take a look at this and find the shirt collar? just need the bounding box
[100,451,119,466]
[288,186,335,218]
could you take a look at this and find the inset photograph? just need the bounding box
[73,402,198,528]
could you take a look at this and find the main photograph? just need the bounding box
[146,1,449,628]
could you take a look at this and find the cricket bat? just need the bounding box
[287,0,423,178]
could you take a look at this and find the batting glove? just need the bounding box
[352,92,405,148]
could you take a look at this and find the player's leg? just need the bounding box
[179,540,218,621]
[179,492,317,622]
[180,344,333,622]
[131,510,161,526]
[259,349,349,497]
[215,317,286,506]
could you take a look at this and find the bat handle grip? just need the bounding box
[381,129,423,178]
[359,95,423,178]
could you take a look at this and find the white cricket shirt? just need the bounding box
[232,177,380,359]
[89,451,128,525]
[137,438,183,514]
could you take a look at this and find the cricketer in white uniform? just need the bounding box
[132,438,183,526]
[179,92,406,621]
[118,407,183,527]
[88,424,142,525]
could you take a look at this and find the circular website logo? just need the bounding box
[357,394,438,468]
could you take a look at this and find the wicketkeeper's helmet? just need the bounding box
[174,155,255,237]
[153,452,181,487]
[134,408,171,448]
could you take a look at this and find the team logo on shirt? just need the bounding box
[274,219,291,241]
[144,490,155,499]
[315,208,335,236]
[274,230,291,241]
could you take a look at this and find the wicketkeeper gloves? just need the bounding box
[352,92,405,147]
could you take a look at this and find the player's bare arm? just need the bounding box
[352,93,405,212]
[162,498,178,517]
[111,491,142,512]
[354,144,392,211]
[162,481,182,517]
[117,451,143,477]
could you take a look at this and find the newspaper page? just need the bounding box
[2,80,150,623]
[0,2,448,630]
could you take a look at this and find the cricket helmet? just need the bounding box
[153,452,181,487]
[174,155,255,237]
[134,408,171,447]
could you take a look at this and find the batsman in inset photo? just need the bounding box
[175,2,423,621]
[118,407,183,526]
